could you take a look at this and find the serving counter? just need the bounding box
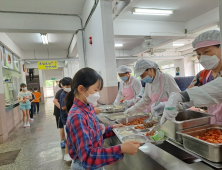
[97,112,218,170]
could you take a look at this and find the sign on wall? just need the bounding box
[38,61,58,70]
[5,49,13,69]
[13,55,20,71]
[0,46,3,66]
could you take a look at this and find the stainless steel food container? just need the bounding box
[116,115,150,125]
[161,110,211,143]
[177,124,222,162]
[113,127,139,136]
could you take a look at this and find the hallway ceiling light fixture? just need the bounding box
[132,8,173,16]
[173,43,185,47]
[41,34,48,45]
[115,44,123,47]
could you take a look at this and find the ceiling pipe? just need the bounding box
[112,0,131,20]
[22,58,79,62]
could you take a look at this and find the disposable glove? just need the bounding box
[123,100,133,108]
[151,102,167,118]
[160,92,182,125]
[123,106,137,117]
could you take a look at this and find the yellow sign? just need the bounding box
[38,61,58,70]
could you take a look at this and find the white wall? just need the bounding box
[174,57,195,77]
[23,50,68,59]
[43,68,64,80]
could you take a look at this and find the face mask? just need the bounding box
[64,88,71,92]
[199,55,220,70]
[34,90,37,92]
[84,91,100,105]
[120,76,128,82]
[22,87,27,91]
[142,75,153,84]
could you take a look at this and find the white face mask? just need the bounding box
[34,90,37,92]
[199,55,220,70]
[84,91,100,105]
[64,88,71,92]
[22,87,27,91]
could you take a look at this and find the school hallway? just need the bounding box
[0,98,70,170]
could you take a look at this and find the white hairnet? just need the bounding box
[192,30,220,50]
[117,65,132,74]
[134,59,159,76]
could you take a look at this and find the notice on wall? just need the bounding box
[38,61,58,70]
[5,49,13,69]
[0,46,3,66]
[8,83,13,90]
[13,55,20,71]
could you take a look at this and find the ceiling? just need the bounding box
[118,0,218,22]
[115,36,144,50]
[0,0,86,14]
[6,33,73,50]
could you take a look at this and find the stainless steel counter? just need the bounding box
[98,112,218,170]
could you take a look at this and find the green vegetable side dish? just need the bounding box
[151,130,166,141]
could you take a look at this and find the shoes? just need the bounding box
[60,141,65,148]
[23,123,26,128]
[30,118,34,121]
[26,122,30,127]
[64,154,72,162]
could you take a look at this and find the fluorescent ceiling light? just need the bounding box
[41,34,48,45]
[132,8,173,16]
[173,43,185,47]
[115,44,123,47]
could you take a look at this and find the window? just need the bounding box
[160,64,175,77]
[195,62,204,75]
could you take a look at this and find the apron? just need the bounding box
[122,76,135,105]
[71,160,104,170]
[204,70,222,124]
[146,73,168,113]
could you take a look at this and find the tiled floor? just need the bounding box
[0,98,70,170]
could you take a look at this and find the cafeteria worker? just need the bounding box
[124,59,180,117]
[113,65,142,108]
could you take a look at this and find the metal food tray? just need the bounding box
[161,110,211,143]
[177,124,222,162]
[113,127,139,137]
[106,112,148,121]
[98,105,125,113]
[116,115,150,125]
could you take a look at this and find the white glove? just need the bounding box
[133,97,141,104]
[160,92,182,125]
[151,102,167,118]
[113,101,120,108]
[123,100,133,108]
[123,106,137,117]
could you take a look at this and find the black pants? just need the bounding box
[29,72,34,81]
[33,102,39,113]
[30,103,35,118]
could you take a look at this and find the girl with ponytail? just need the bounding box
[65,67,140,170]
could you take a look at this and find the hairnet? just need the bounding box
[192,30,220,50]
[117,65,132,74]
[134,59,159,76]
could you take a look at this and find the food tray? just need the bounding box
[121,134,148,145]
[161,110,211,143]
[113,127,139,137]
[177,124,222,162]
[116,115,150,125]
[105,112,147,121]
[98,104,125,113]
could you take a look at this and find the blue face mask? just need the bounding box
[120,76,128,82]
[142,75,153,83]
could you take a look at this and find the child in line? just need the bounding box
[28,88,35,121]
[59,77,72,162]
[32,88,41,114]
[18,83,32,128]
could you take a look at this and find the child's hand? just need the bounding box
[22,100,26,103]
